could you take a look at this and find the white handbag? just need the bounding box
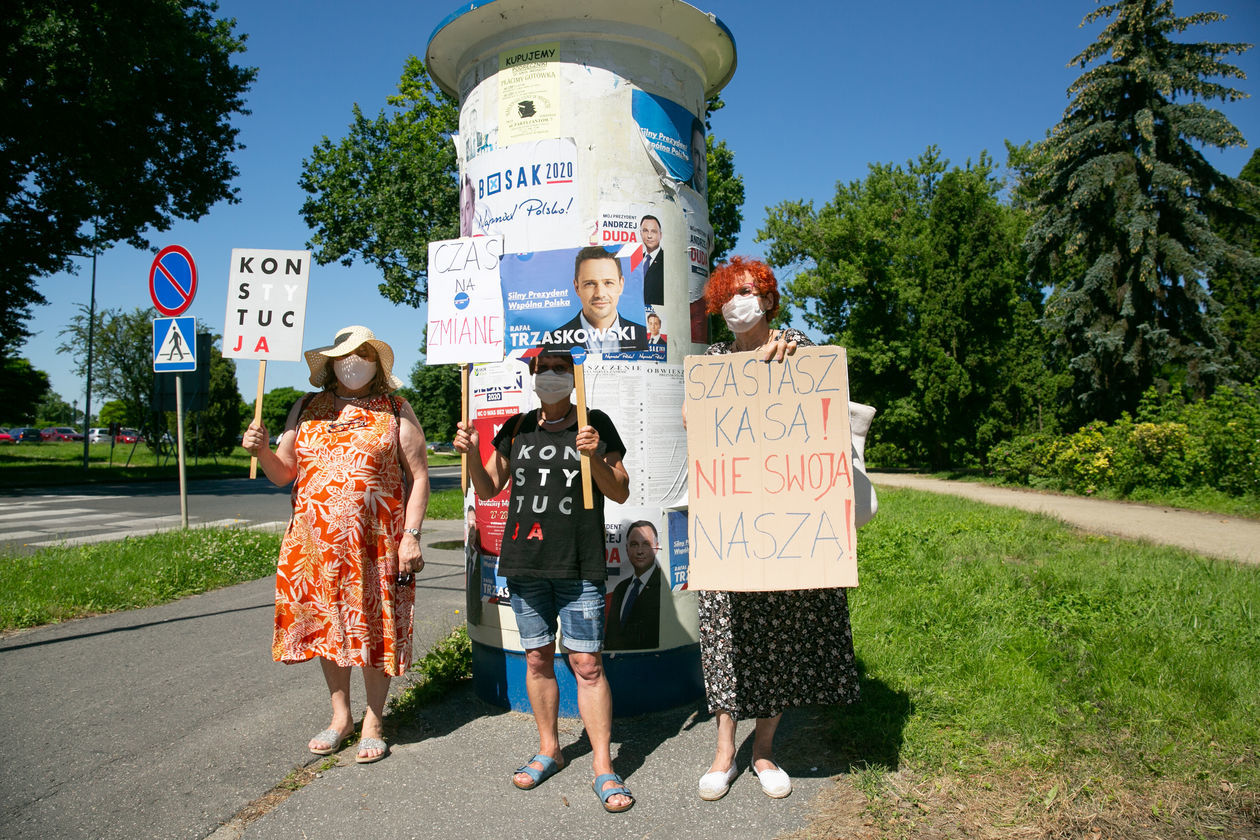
[849,401,878,528]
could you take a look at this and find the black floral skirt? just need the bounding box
[697,587,860,719]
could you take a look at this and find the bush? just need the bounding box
[985,385,1260,499]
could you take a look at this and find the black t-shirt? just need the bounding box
[492,408,626,580]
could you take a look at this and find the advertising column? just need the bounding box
[428,0,736,716]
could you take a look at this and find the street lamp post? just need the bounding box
[81,250,97,471]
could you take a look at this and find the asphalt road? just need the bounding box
[0,519,469,840]
[869,473,1260,566]
[0,467,461,553]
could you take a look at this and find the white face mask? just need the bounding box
[534,370,575,403]
[722,293,765,333]
[333,354,377,391]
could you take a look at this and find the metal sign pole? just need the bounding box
[176,373,188,528]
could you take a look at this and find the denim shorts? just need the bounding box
[507,577,605,653]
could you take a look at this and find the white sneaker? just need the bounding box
[752,762,792,798]
[697,764,739,801]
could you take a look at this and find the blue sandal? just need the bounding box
[593,773,635,813]
[513,754,562,790]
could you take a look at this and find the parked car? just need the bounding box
[116,428,142,444]
[10,427,42,443]
[427,441,455,454]
[88,428,113,444]
[41,426,84,441]
[0,430,12,444]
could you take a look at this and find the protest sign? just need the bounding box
[222,249,310,361]
[426,236,505,364]
[684,346,859,591]
[222,248,310,478]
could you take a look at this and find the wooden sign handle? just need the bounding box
[573,361,593,510]
[460,363,470,495]
[249,360,266,479]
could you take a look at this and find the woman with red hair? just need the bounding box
[693,257,861,802]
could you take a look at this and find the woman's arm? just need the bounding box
[452,419,511,500]
[241,398,304,486]
[576,424,631,504]
[396,399,429,576]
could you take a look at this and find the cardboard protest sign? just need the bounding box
[222,249,310,361]
[684,346,858,591]
[426,236,505,364]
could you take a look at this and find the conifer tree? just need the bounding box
[1025,0,1255,421]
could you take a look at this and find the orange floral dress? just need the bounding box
[272,391,414,676]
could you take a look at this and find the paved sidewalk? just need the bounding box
[3,479,1256,840]
[869,473,1260,566]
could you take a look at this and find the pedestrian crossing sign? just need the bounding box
[153,317,197,372]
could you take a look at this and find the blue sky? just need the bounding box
[19,0,1260,415]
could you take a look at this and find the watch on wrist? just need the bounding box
[403,527,421,538]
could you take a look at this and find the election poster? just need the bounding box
[499,246,654,361]
[666,509,690,592]
[582,361,687,506]
[222,249,310,361]
[631,90,706,199]
[602,508,668,652]
[681,189,713,346]
[426,236,505,364]
[498,43,562,145]
[598,205,668,361]
[684,346,859,591]
[465,138,579,251]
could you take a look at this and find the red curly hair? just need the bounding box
[704,256,781,320]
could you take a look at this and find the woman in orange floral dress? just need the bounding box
[242,325,429,764]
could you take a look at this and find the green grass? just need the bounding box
[387,625,473,727]
[0,488,462,631]
[0,441,462,488]
[0,528,283,630]
[832,488,1260,793]
[425,488,462,520]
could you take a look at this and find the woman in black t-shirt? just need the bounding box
[453,349,635,813]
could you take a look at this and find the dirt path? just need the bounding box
[870,473,1260,566]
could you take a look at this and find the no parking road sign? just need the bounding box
[153,317,197,372]
[150,245,198,316]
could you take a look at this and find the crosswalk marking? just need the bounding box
[1,499,290,551]
[0,507,96,522]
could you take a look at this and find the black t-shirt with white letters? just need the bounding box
[492,408,625,581]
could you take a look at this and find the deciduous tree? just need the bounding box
[58,306,158,433]
[299,57,459,308]
[1209,149,1260,381]
[1,0,255,355]
[0,358,50,425]
[406,359,462,443]
[261,387,306,436]
[762,147,1048,467]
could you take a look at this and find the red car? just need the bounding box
[41,427,84,441]
[116,428,142,444]
[0,430,12,444]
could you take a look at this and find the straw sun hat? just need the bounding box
[304,325,404,391]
